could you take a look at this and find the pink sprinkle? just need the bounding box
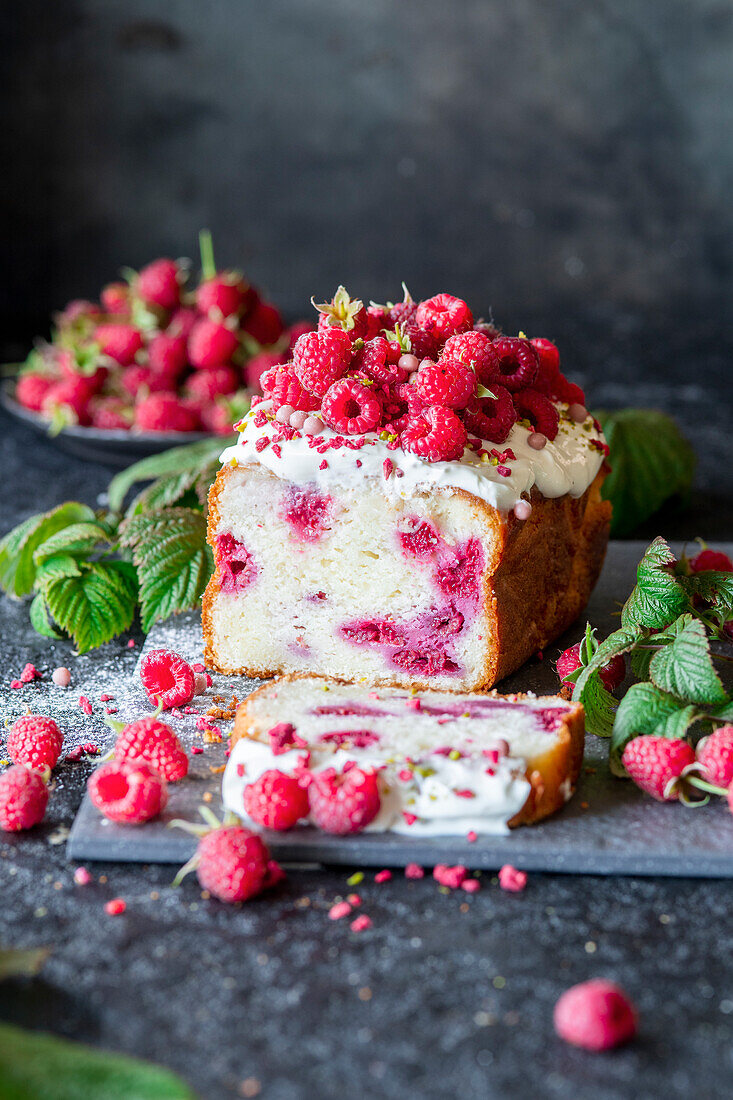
[105,898,126,916]
[20,663,40,683]
[483,749,499,764]
[191,746,204,755]
[82,743,99,755]
[374,869,392,883]
[405,863,425,879]
[402,812,418,826]
[461,878,481,893]
[78,696,93,715]
[105,707,118,715]
[127,639,136,648]
[398,769,413,782]
[170,708,184,719]
[65,746,84,763]
[183,706,198,715]
[347,893,362,907]
[10,680,22,690]
[454,789,475,799]
[272,443,282,458]
[73,867,92,886]
[350,914,373,932]
[498,865,527,893]
[329,901,352,921]
[193,662,205,673]
[205,673,212,687]
[485,767,496,777]
[395,468,404,478]
[382,458,393,479]
[319,459,328,470]
[100,693,114,702]
[433,864,468,889]
[497,465,511,477]
[405,698,422,711]
[466,831,478,843]
[355,459,362,468]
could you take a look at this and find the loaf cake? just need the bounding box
[222,674,585,833]
[203,288,611,692]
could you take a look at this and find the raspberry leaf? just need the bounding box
[596,409,695,537]
[0,502,95,597]
[683,569,733,631]
[621,537,689,630]
[33,521,111,564]
[107,438,222,513]
[43,561,138,653]
[648,614,727,706]
[120,507,212,633]
[576,669,617,738]
[29,593,63,639]
[610,682,689,773]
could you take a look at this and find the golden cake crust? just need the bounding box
[229,672,586,829]
[202,463,611,691]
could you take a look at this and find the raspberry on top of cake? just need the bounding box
[204,287,611,692]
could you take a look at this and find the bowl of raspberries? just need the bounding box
[3,231,312,463]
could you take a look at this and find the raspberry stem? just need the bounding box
[687,775,727,798]
[199,229,216,281]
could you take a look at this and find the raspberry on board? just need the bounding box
[196,273,252,319]
[0,766,48,832]
[696,726,733,787]
[243,769,309,830]
[554,980,637,1051]
[689,548,733,573]
[115,715,189,782]
[94,323,144,366]
[241,299,284,346]
[139,649,196,709]
[7,715,63,770]
[135,393,200,433]
[621,736,697,801]
[321,378,382,435]
[196,825,271,903]
[188,318,240,370]
[88,759,168,824]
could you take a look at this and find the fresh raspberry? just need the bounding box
[168,307,199,339]
[245,351,287,390]
[486,337,539,392]
[41,378,94,426]
[0,766,48,832]
[57,352,108,391]
[120,365,171,397]
[196,273,253,319]
[261,365,319,412]
[400,321,438,361]
[136,258,181,311]
[321,378,382,435]
[186,366,239,403]
[365,305,388,338]
[401,406,467,462]
[115,715,189,782]
[513,388,560,441]
[415,294,473,342]
[415,356,476,410]
[101,281,130,314]
[188,319,240,369]
[621,736,696,801]
[385,287,417,327]
[293,328,353,397]
[530,337,561,383]
[554,980,637,1051]
[442,331,499,386]
[89,396,134,430]
[56,299,104,327]
[147,333,189,379]
[552,374,586,406]
[689,548,733,573]
[315,287,369,339]
[135,393,200,433]
[397,381,428,418]
[286,320,315,349]
[15,372,54,412]
[307,766,381,835]
[556,642,626,693]
[351,337,403,386]
[95,323,144,366]
[7,716,63,770]
[243,769,309,830]
[88,759,168,824]
[696,727,733,787]
[139,649,196,709]
[242,298,284,346]
[196,825,272,902]
[199,398,243,436]
[463,385,515,444]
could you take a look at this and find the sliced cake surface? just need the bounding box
[222,675,585,835]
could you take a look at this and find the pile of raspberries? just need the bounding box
[13,239,312,435]
[256,288,586,463]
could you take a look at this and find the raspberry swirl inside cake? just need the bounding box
[203,289,611,691]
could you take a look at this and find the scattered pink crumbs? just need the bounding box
[498,865,527,892]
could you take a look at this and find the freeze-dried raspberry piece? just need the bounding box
[513,388,560,441]
[415,356,476,410]
[462,385,515,444]
[321,378,381,434]
[401,406,467,462]
[486,337,539,391]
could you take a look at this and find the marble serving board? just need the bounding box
[67,541,733,876]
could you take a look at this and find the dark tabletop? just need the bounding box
[1,409,733,1100]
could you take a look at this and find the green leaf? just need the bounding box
[656,703,704,742]
[0,1022,196,1099]
[29,594,62,639]
[35,555,83,585]
[610,681,682,770]
[33,522,111,564]
[120,508,212,633]
[127,464,217,518]
[576,670,618,738]
[43,562,138,653]
[648,614,727,706]
[108,438,223,513]
[0,503,95,598]
[709,699,733,723]
[621,537,689,630]
[684,569,733,624]
[0,947,49,981]
[596,409,695,536]
[572,624,640,700]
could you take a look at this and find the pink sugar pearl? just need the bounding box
[303,416,324,436]
[398,353,419,373]
[52,667,71,687]
[289,409,308,429]
[514,499,532,521]
[193,672,208,696]
[568,403,588,423]
[275,404,294,424]
[527,432,547,450]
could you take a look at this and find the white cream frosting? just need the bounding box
[219,401,606,513]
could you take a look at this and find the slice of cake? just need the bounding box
[222,674,585,834]
[203,288,611,692]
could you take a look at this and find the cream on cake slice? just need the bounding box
[222,675,585,835]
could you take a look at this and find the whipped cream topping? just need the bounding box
[219,402,607,513]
